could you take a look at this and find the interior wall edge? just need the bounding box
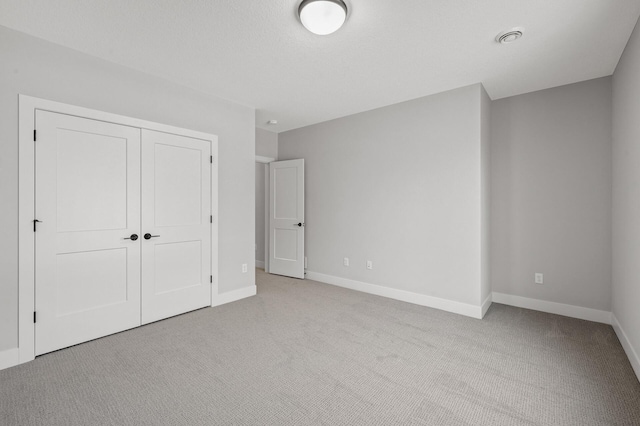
[481,293,493,318]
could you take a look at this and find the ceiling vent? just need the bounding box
[496,28,524,44]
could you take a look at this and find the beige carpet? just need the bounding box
[1,269,639,425]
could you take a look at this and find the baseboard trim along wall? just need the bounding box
[611,314,640,382]
[212,285,257,307]
[0,347,20,371]
[492,292,611,324]
[255,260,265,269]
[481,294,493,317]
[305,271,485,319]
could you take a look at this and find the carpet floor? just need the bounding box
[1,269,639,425]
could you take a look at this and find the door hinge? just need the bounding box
[210,155,213,164]
[33,130,37,142]
[210,275,213,283]
[33,219,41,232]
[210,215,213,223]
[33,312,37,323]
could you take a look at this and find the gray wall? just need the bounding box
[612,18,640,369]
[256,128,278,159]
[0,26,256,351]
[255,163,267,264]
[255,129,278,264]
[491,77,612,311]
[279,84,488,307]
[480,88,492,304]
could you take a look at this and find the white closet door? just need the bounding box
[35,111,141,356]
[141,129,211,324]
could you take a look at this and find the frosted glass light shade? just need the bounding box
[299,0,347,35]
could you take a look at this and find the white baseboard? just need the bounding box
[481,294,492,318]
[0,347,20,371]
[255,260,265,269]
[492,292,611,324]
[305,271,483,319]
[212,285,257,307]
[611,314,640,382]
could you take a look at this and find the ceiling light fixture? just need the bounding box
[496,27,524,44]
[298,0,348,35]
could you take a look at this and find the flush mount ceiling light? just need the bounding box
[496,27,524,44]
[298,0,348,35]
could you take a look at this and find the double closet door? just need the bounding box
[34,111,212,356]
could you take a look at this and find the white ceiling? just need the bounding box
[1,0,639,133]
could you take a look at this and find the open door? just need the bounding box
[269,159,305,279]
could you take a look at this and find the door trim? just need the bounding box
[255,155,275,272]
[18,95,218,365]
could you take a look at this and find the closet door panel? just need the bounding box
[34,111,141,355]
[141,129,211,324]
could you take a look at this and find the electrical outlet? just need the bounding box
[535,273,543,284]
[343,257,350,267]
[242,263,248,273]
[366,260,373,270]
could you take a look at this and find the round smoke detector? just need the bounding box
[496,27,524,44]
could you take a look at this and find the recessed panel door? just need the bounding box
[34,111,141,355]
[269,159,305,279]
[141,129,211,324]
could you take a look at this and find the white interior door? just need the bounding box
[141,129,211,324]
[269,159,305,279]
[35,111,141,355]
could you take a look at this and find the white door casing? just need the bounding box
[34,111,142,355]
[255,155,275,272]
[141,129,212,324]
[269,159,305,279]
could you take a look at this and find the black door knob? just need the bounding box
[296,223,302,227]
[124,234,138,241]
[144,233,160,240]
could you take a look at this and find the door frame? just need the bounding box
[255,155,275,272]
[18,95,218,365]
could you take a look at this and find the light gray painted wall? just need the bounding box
[254,128,278,264]
[491,77,612,311]
[256,128,278,159]
[480,87,491,305]
[612,18,640,369]
[255,163,266,263]
[0,26,256,351]
[279,84,487,306]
